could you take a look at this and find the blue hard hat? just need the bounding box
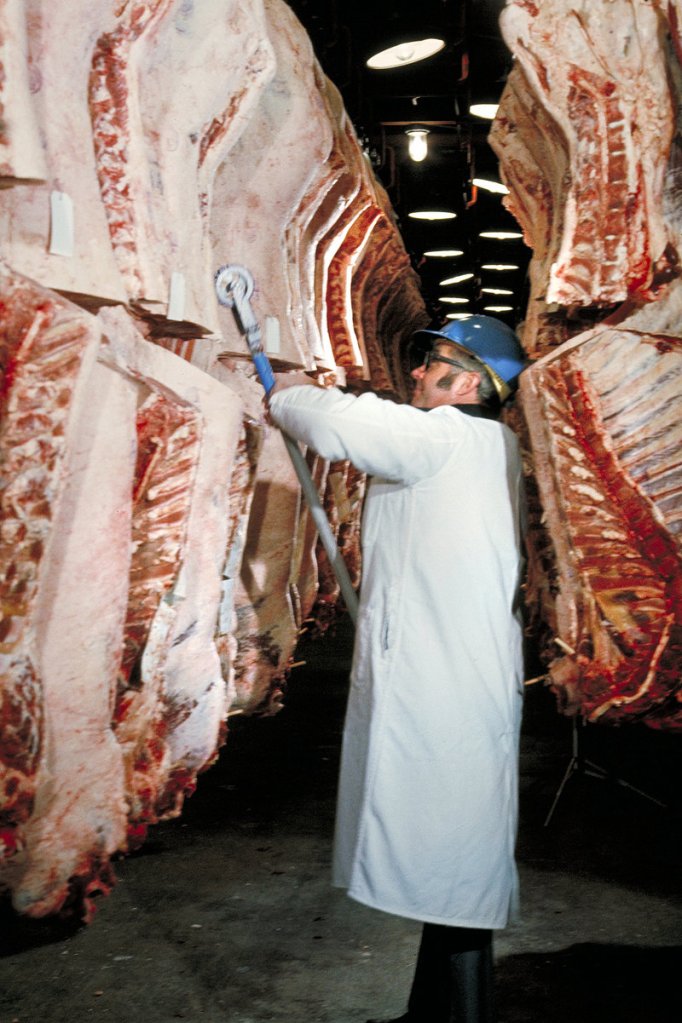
[413,315,527,402]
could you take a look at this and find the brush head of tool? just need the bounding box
[214,263,254,307]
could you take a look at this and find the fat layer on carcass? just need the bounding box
[90,0,275,331]
[0,1,127,303]
[0,0,46,182]
[210,0,334,367]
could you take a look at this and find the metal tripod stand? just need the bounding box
[544,715,668,827]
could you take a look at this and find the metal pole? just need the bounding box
[214,264,359,624]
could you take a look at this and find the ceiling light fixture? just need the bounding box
[484,305,514,312]
[481,264,519,271]
[479,230,523,240]
[472,177,509,195]
[482,287,513,295]
[409,210,457,221]
[406,128,429,162]
[446,312,473,320]
[440,272,474,285]
[439,296,469,304]
[367,38,445,70]
[469,103,499,120]
[423,249,464,258]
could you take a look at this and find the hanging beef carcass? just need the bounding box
[520,311,682,727]
[88,0,276,333]
[0,268,103,868]
[0,0,428,920]
[210,0,336,366]
[491,0,682,728]
[1,281,245,917]
[495,0,675,321]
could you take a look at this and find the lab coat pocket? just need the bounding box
[380,608,392,655]
[379,594,400,676]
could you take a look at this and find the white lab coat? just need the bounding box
[269,385,525,929]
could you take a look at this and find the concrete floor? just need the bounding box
[1,616,681,1023]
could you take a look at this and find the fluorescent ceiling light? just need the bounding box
[423,249,464,258]
[439,296,469,304]
[482,287,513,295]
[479,231,523,240]
[440,272,474,285]
[409,210,457,221]
[472,177,509,195]
[446,312,473,320]
[367,38,445,70]
[406,128,429,162]
[482,264,518,271]
[484,305,514,312]
[470,103,499,120]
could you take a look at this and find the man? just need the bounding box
[268,316,527,1023]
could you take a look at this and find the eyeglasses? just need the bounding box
[422,350,465,371]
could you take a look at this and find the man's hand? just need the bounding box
[269,370,322,397]
[265,371,329,423]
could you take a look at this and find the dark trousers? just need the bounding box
[406,924,495,1023]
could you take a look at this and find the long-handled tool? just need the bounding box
[214,264,358,624]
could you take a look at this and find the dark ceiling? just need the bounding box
[286,0,531,330]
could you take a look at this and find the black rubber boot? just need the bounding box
[404,923,496,1022]
[405,924,449,1020]
[447,943,496,1023]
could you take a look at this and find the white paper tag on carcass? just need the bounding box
[168,271,186,321]
[49,190,74,257]
[264,315,280,354]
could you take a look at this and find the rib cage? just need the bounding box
[0,272,100,849]
[520,325,682,727]
[496,0,674,311]
[114,392,202,835]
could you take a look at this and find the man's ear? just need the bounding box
[450,370,480,397]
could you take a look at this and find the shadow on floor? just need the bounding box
[0,900,82,955]
[496,942,682,1023]
[1,618,681,1023]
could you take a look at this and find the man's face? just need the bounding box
[410,344,467,409]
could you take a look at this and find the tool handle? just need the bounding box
[282,433,358,624]
[214,262,358,624]
[251,349,276,397]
